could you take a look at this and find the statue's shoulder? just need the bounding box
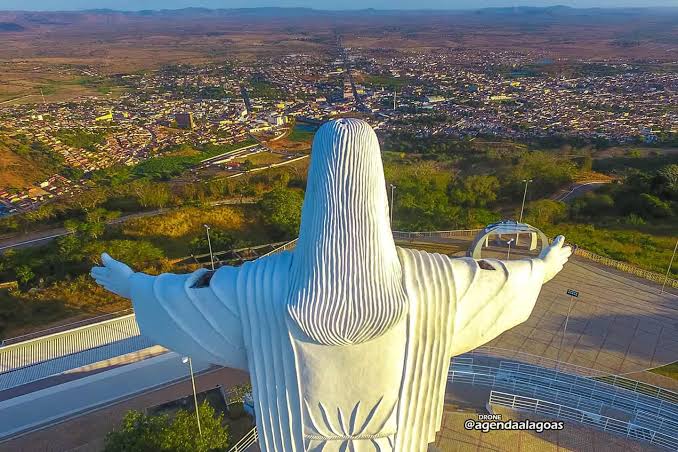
[236,249,294,276]
[396,246,478,275]
[396,246,472,264]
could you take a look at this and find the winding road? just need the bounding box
[551,180,612,202]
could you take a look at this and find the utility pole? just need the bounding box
[519,179,533,223]
[393,90,397,110]
[204,224,215,270]
[40,88,46,105]
[182,356,203,437]
[661,239,677,294]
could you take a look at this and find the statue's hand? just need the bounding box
[90,253,134,299]
[541,235,572,283]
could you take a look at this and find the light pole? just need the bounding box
[661,239,678,294]
[519,179,533,223]
[389,184,396,226]
[506,238,515,260]
[556,289,579,373]
[204,224,215,271]
[182,356,202,437]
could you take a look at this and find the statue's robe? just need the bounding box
[129,248,545,452]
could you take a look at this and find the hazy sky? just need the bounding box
[2,1,677,11]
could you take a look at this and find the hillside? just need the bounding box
[0,135,53,191]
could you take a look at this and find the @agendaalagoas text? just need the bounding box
[464,414,564,433]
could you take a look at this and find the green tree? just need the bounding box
[657,164,678,198]
[189,230,245,255]
[638,193,673,218]
[241,160,254,172]
[15,265,35,287]
[259,187,304,239]
[84,240,164,267]
[104,402,229,452]
[104,410,167,452]
[160,402,230,452]
[57,235,82,262]
[132,180,172,209]
[449,175,500,208]
[524,199,567,227]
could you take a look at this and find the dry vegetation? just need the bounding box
[0,141,50,190]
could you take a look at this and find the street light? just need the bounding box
[389,184,396,226]
[182,356,203,437]
[556,289,580,373]
[506,238,515,260]
[204,224,215,271]
[661,239,678,294]
[519,179,533,223]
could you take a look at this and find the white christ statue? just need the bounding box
[92,118,571,452]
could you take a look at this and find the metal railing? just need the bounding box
[392,229,483,241]
[228,426,258,452]
[489,390,678,450]
[0,314,153,391]
[593,374,678,405]
[449,359,678,424]
[262,238,298,257]
[1,309,135,346]
[470,346,606,377]
[571,247,678,289]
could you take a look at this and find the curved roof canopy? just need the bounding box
[467,220,549,259]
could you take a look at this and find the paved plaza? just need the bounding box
[487,255,678,376]
[430,405,663,452]
[399,238,678,378]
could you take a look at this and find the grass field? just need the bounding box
[234,151,285,167]
[650,362,678,381]
[0,68,126,104]
[286,126,316,143]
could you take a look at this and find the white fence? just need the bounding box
[228,426,258,452]
[0,314,153,391]
[489,390,678,450]
[449,359,678,419]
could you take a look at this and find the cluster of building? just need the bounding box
[0,175,79,216]
[0,48,675,216]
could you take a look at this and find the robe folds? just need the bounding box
[130,249,545,452]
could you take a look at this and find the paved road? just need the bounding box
[0,198,258,252]
[551,181,611,202]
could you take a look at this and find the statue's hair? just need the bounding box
[287,118,407,346]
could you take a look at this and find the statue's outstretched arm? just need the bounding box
[399,236,571,357]
[91,253,248,370]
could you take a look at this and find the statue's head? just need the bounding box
[287,118,407,346]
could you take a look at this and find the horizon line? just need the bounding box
[2,5,678,13]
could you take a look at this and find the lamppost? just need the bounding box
[204,224,215,271]
[661,239,678,294]
[182,356,203,437]
[506,238,515,260]
[556,289,580,373]
[519,179,533,223]
[389,184,396,226]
